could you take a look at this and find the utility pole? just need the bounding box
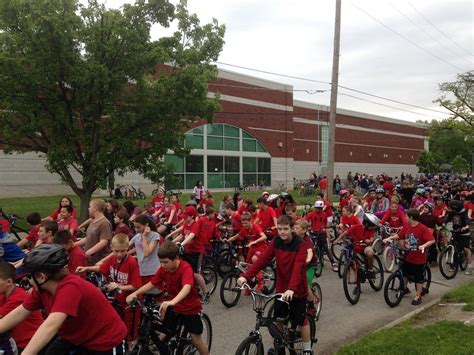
[326,0,341,202]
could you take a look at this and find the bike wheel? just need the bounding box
[311,280,323,321]
[384,271,404,308]
[219,272,241,308]
[262,264,276,294]
[342,261,360,305]
[439,246,458,279]
[368,255,384,291]
[217,250,233,276]
[331,243,343,262]
[382,246,396,272]
[182,313,213,355]
[423,266,431,292]
[337,252,347,279]
[235,335,264,355]
[201,266,218,295]
[372,238,385,255]
[315,249,324,278]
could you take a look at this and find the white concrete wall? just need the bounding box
[271,157,294,190]
[293,160,322,181]
[334,162,418,178]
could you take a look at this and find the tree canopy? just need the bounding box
[0,0,225,219]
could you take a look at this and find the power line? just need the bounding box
[216,61,449,115]
[350,2,468,72]
[409,2,474,59]
[389,3,472,66]
[209,82,329,93]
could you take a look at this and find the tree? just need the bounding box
[416,150,439,174]
[0,0,225,220]
[435,71,474,126]
[450,155,469,174]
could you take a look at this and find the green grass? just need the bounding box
[443,280,474,311]
[0,190,335,228]
[337,321,474,355]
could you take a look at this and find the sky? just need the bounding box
[102,0,473,123]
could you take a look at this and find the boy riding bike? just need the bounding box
[126,241,209,355]
[237,215,313,355]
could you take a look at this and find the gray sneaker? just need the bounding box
[465,268,472,276]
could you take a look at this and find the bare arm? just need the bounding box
[0,305,31,333]
[22,312,67,355]
[85,239,108,258]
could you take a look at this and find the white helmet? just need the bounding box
[314,201,324,208]
[363,213,381,227]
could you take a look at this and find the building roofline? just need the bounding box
[217,67,292,91]
[293,99,428,128]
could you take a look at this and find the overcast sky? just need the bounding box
[104,0,473,122]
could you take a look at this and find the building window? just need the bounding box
[165,124,270,189]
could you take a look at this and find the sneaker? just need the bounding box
[332,263,339,272]
[465,269,472,275]
[411,293,422,306]
[303,351,314,355]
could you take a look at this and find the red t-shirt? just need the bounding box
[161,204,178,225]
[323,200,333,217]
[182,220,203,253]
[305,210,327,233]
[50,208,77,221]
[0,219,10,233]
[0,287,43,348]
[237,205,248,215]
[380,209,407,228]
[339,197,351,210]
[346,224,374,254]
[68,246,86,278]
[340,215,361,228]
[399,223,434,265]
[25,225,41,245]
[433,204,447,224]
[114,224,134,239]
[257,206,277,230]
[231,211,242,232]
[319,178,327,190]
[197,216,218,246]
[22,275,127,351]
[239,224,265,248]
[152,196,164,210]
[57,216,78,234]
[174,202,182,215]
[150,260,202,315]
[99,255,142,303]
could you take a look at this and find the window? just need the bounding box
[207,156,223,173]
[243,157,257,172]
[225,157,239,173]
[185,155,204,173]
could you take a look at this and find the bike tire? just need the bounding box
[384,271,404,308]
[201,266,218,295]
[217,250,233,276]
[311,280,323,321]
[382,246,396,272]
[337,253,347,279]
[314,249,324,278]
[372,238,385,256]
[368,255,384,291]
[424,265,431,292]
[262,264,276,295]
[331,243,343,262]
[219,272,241,308]
[235,334,264,355]
[342,261,360,305]
[438,246,458,280]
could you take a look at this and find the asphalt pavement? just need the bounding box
[203,262,473,354]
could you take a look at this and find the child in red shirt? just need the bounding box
[37,220,58,246]
[380,201,407,228]
[127,241,209,355]
[53,230,86,278]
[338,205,361,232]
[77,234,141,347]
[113,209,134,239]
[17,212,42,250]
[197,207,220,251]
[57,205,78,236]
[0,261,43,352]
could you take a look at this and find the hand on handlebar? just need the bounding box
[282,289,294,302]
[237,277,247,287]
[126,294,138,305]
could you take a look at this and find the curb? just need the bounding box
[381,297,442,330]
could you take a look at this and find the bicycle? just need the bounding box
[216,241,248,276]
[341,241,384,305]
[383,246,431,308]
[309,230,327,278]
[129,296,212,355]
[6,213,28,241]
[380,225,402,272]
[438,229,471,279]
[235,283,317,355]
[220,260,276,308]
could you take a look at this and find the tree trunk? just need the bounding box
[107,170,115,197]
[78,189,93,223]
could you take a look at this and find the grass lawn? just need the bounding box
[0,190,333,228]
[337,320,474,355]
[442,280,474,311]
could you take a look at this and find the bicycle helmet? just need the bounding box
[314,201,324,208]
[185,199,197,207]
[267,194,279,203]
[423,202,435,210]
[261,191,270,197]
[460,191,469,197]
[339,190,349,196]
[279,192,289,198]
[363,213,381,227]
[449,200,464,213]
[375,188,384,194]
[415,188,425,195]
[22,244,68,274]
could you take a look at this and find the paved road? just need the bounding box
[203,263,473,354]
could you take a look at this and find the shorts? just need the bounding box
[246,245,266,263]
[315,234,328,253]
[183,252,203,273]
[274,297,307,327]
[161,308,203,336]
[355,245,372,255]
[402,261,425,283]
[45,338,126,355]
[455,234,471,250]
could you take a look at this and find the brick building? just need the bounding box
[0,68,428,197]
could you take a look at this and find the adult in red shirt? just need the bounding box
[126,242,208,355]
[385,209,434,306]
[0,244,127,354]
[380,201,407,228]
[255,197,277,237]
[0,261,43,352]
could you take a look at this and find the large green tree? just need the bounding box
[416,150,439,174]
[0,0,225,220]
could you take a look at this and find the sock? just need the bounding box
[468,264,473,269]
[303,341,312,351]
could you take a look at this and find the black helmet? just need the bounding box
[23,244,68,274]
[448,200,464,213]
